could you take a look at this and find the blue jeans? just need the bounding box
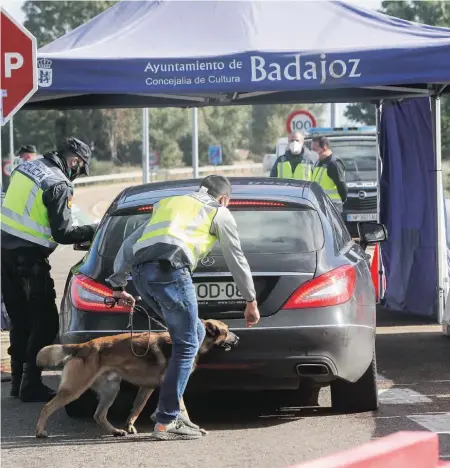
[132,262,205,425]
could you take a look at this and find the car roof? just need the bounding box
[113,177,323,211]
[305,132,376,139]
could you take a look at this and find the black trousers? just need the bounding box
[1,248,59,366]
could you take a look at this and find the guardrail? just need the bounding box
[74,162,264,187]
[289,432,448,468]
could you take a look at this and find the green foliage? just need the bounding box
[344,1,450,158]
[250,104,325,157]
[1,1,326,174]
[22,1,118,48]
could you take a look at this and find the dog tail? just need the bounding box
[37,344,82,368]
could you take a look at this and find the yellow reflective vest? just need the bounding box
[133,194,219,270]
[277,159,312,181]
[311,162,341,202]
[1,159,71,250]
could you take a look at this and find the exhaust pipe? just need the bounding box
[296,363,330,377]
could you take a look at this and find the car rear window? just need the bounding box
[98,207,324,258]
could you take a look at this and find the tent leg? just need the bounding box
[142,108,150,184]
[192,108,199,178]
[431,95,446,325]
[375,101,385,302]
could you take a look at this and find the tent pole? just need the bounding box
[431,93,446,324]
[375,101,384,302]
[192,108,199,178]
[142,108,149,184]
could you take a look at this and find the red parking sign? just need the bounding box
[0,8,38,125]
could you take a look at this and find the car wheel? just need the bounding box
[331,350,379,414]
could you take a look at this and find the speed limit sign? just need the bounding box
[286,110,317,133]
[2,160,13,176]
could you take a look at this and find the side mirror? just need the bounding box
[73,240,91,251]
[357,222,388,249]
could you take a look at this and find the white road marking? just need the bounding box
[92,201,108,219]
[407,413,450,434]
[378,387,432,404]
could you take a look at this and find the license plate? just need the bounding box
[347,213,378,222]
[195,282,243,302]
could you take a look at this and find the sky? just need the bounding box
[2,0,383,126]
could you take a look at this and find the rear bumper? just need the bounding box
[61,304,375,391]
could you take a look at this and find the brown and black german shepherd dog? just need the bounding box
[35,319,239,438]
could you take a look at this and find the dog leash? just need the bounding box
[104,295,168,358]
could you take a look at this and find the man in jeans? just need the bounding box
[107,175,260,440]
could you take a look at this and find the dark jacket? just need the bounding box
[269,147,315,178]
[1,152,96,256]
[314,154,348,203]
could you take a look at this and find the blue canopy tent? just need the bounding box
[23,0,450,327]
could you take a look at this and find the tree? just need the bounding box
[249,104,325,158]
[102,109,140,164]
[199,106,252,165]
[344,1,450,157]
[0,1,123,164]
[149,108,189,168]
[22,1,117,48]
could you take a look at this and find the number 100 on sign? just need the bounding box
[286,110,317,133]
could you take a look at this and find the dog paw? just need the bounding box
[126,425,137,435]
[112,429,128,437]
[36,430,48,439]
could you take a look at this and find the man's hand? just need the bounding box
[113,290,135,308]
[244,300,260,328]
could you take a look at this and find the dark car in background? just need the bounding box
[61,178,385,416]
[305,127,379,237]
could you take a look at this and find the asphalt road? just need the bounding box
[2,183,450,468]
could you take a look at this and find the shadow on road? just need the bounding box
[2,375,334,449]
[376,306,439,327]
[372,322,450,455]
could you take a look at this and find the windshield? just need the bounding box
[306,139,377,182]
[98,207,324,259]
[329,141,377,182]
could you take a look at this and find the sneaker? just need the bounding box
[151,420,202,441]
[151,407,200,430]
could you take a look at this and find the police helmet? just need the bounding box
[61,137,92,176]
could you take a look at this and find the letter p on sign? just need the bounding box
[5,52,24,78]
[0,8,38,126]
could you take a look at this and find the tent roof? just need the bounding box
[27,0,450,110]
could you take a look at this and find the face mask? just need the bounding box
[289,141,303,154]
[68,161,83,181]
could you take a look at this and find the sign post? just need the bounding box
[149,151,159,183]
[208,145,222,166]
[1,8,38,126]
[286,110,317,134]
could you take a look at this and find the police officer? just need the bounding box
[107,175,260,441]
[311,135,348,212]
[15,144,39,164]
[270,131,315,180]
[1,137,97,402]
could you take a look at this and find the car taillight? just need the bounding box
[282,265,356,309]
[229,200,287,207]
[136,205,153,212]
[71,274,131,313]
